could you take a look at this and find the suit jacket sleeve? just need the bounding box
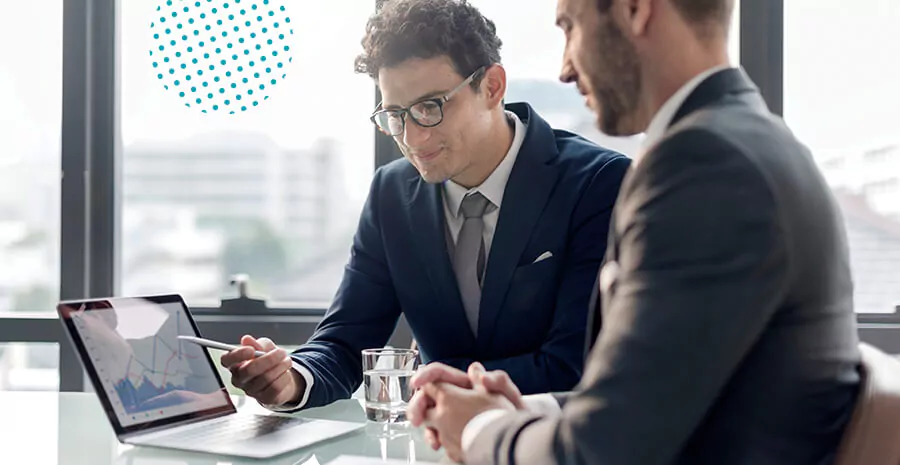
[438,155,630,394]
[288,167,402,409]
[467,129,791,465]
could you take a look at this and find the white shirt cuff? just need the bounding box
[521,393,562,416]
[261,361,314,412]
[461,394,560,457]
[462,409,509,453]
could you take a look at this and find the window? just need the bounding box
[471,0,741,158]
[0,1,62,392]
[785,0,900,313]
[119,0,376,306]
[0,1,62,315]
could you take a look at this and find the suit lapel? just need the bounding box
[405,177,477,348]
[477,104,561,350]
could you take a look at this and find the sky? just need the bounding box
[783,0,900,158]
[0,0,62,168]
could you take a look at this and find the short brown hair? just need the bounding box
[354,0,502,88]
[596,0,735,35]
[671,0,735,34]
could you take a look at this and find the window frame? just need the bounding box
[0,0,896,393]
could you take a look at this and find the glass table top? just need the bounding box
[0,391,448,465]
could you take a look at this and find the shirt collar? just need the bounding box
[444,110,526,217]
[639,65,732,164]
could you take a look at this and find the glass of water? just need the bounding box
[362,348,419,423]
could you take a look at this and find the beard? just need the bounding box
[589,16,643,136]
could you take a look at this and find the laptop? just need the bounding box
[57,294,364,459]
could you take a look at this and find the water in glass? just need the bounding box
[362,348,418,423]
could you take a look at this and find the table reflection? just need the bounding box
[22,391,447,465]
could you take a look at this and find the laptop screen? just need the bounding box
[59,295,234,436]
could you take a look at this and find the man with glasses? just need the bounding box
[220,0,629,412]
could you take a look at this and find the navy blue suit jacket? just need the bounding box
[291,102,630,408]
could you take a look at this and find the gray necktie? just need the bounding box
[453,192,494,334]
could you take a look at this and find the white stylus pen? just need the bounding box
[177,335,267,357]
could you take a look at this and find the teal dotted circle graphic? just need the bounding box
[150,0,293,114]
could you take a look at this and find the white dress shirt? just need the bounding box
[268,111,526,412]
[460,65,735,458]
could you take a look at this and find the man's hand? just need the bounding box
[410,362,524,424]
[420,381,516,462]
[408,362,469,434]
[220,335,304,406]
[408,362,524,456]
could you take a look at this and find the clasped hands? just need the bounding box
[407,362,524,463]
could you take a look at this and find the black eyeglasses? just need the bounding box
[370,67,486,136]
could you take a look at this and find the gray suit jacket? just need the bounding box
[467,68,861,465]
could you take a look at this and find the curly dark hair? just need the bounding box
[354,0,503,90]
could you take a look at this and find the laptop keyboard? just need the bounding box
[159,415,309,446]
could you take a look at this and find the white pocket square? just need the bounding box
[532,251,554,264]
